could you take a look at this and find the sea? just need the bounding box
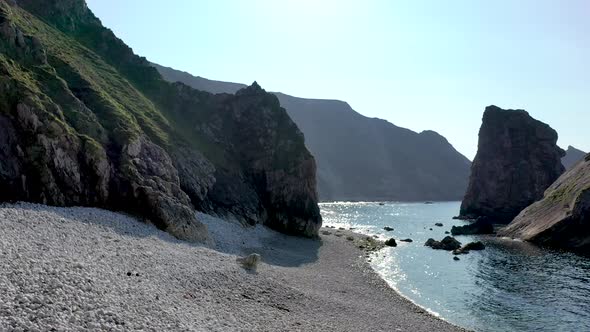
[320,201,590,332]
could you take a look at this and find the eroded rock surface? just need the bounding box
[499,154,590,253]
[460,106,565,223]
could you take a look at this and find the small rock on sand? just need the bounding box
[236,253,261,271]
[384,238,397,247]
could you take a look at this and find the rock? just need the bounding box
[1,1,323,244]
[434,223,443,227]
[444,231,450,234]
[429,228,433,231]
[451,218,494,235]
[424,236,461,251]
[321,230,331,236]
[464,241,485,251]
[384,238,397,247]
[383,226,394,231]
[399,238,413,243]
[236,253,261,271]
[346,236,354,241]
[453,256,460,261]
[453,241,485,255]
[499,155,590,253]
[459,106,565,223]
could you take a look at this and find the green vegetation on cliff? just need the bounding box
[0,0,321,239]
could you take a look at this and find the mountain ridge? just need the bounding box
[153,63,472,202]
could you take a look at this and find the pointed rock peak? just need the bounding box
[236,81,266,96]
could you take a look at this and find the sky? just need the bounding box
[86,0,590,160]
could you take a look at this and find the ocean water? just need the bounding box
[321,201,590,332]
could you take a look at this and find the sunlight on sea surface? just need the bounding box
[321,201,590,332]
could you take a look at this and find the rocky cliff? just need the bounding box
[0,0,321,239]
[459,106,565,223]
[153,64,472,202]
[499,153,590,253]
[562,146,586,170]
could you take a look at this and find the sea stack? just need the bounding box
[499,153,590,253]
[459,106,565,223]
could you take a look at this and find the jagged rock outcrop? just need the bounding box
[0,0,321,240]
[499,154,590,253]
[460,106,565,223]
[562,146,586,170]
[152,63,473,202]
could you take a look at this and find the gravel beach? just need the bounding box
[0,203,465,331]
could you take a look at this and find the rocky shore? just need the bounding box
[0,202,464,331]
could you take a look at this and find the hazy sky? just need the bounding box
[86,0,589,159]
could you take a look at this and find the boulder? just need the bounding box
[451,219,494,235]
[460,106,565,223]
[236,253,261,272]
[453,241,485,255]
[384,238,397,247]
[424,236,461,251]
[383,226,394,231]
[435,223,443,227]
[399,238,413,243]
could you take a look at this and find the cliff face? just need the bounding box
[153,64,472,202]
[460,106,565,223]
[499,153,590,253]
[562,146,586,170]
[0,0,321,239]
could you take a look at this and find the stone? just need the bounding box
[399,238,413,243]
[499,155,590,253]
[435,223,443,227]
[383,226,394,231]
[460,106,565,223]
[384,238,397,247]
[451,218,494,235]
[424,236,461,251]
[236,253,261,272]
[453,241,485,255]
[453,256,460,261]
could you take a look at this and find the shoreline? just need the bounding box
[0,202,466,331]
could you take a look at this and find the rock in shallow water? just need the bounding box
[453,241,486,255]
[424,236,461,251]
[451,219,494,236]
[384,238,397,247]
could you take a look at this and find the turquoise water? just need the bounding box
[321,201,590,332]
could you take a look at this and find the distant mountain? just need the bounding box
[562,146,587,170]
[152,63,245,94]
[153,64,472,202]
